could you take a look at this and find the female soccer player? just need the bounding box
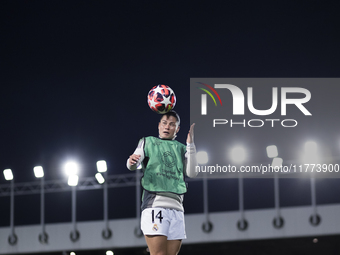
[127,110,197,255]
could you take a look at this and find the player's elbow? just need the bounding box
[186,167,198,178]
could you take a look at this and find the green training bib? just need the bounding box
[141,136,187,194]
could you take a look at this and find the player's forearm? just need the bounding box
[186,142,198,178]
[127,158,137,171]
[127,140,145,171]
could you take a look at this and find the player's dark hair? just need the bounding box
[161,110,180,126]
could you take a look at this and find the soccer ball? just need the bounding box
[147,85,176,114]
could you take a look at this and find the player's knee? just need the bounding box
[150,251,166,255]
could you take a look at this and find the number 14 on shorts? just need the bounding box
[152,209,163,224]
[141,208,186,238]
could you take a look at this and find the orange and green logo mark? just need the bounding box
[197,82,222,115]
[197,82,223,106]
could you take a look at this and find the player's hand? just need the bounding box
[186,123,195,144]
[128,154,141,166]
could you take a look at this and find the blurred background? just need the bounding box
[1,0,340,254]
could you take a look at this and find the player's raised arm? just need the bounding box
[187,123,195,144]
[186,123,198,178]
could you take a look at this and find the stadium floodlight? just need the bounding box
[3,169,16,244]
[34,165,48,243]
[106,251,114,255]
[96,160,107,173]
[303,141,319,164]
[304,141,317,155]
[196,151,209,164]
[266,145,278,158]
[63,161,79,176]
[272,157,283,168]
[95,173,105,184]
[3,169,13,181]
[33,166,44,178]
[68,175,79,186]
[97,160,111,239]
[230,146,246,164]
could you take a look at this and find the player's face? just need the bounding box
[158,115,180,139]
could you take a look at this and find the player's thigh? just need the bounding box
[167,239,182,255]
[145,235,168,255]
[145,235,182,255]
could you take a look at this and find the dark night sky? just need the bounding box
[1,0,340,226]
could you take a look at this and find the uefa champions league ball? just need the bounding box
[147,85,176,114]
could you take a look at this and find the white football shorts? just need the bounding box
[141,208,186,240]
